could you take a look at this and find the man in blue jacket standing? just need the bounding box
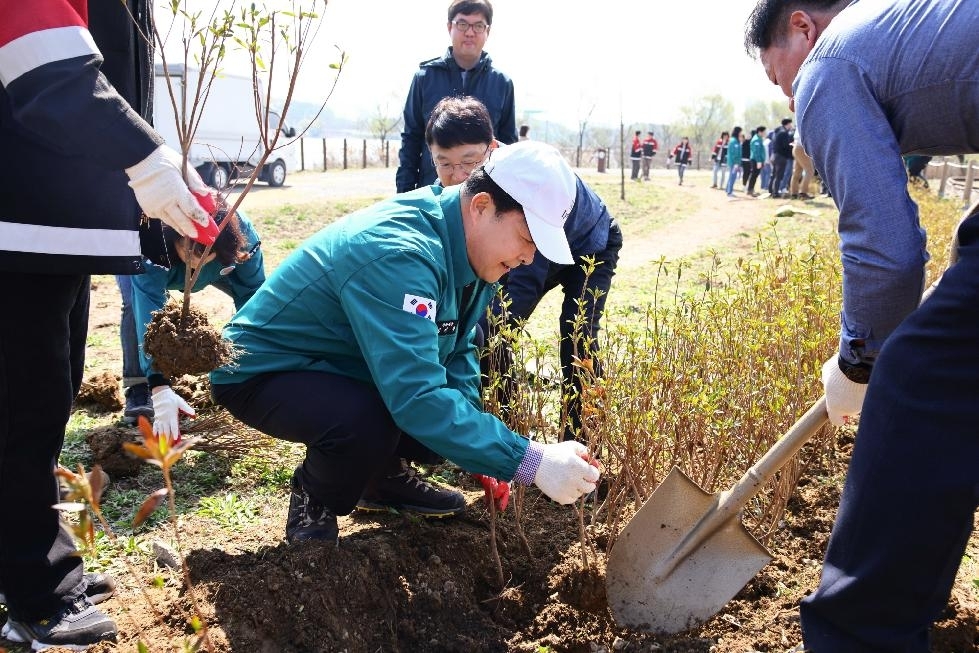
[212,142,602,545]
[396,0,517,192]
[746,0,979,649]
[0,0,215,649]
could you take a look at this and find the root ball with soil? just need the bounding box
[143,301,234,379]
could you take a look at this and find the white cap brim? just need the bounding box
[525,210,573,265]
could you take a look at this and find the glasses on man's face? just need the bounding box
[452,19,487,34]
[433,146,490,174]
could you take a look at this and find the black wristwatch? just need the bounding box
[837,356,873,384]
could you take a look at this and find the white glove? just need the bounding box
[821,356,869,426]
[151,386,195,439]
[533,440,601,504]
[125,144,212,239]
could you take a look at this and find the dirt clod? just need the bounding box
[75,372,123,412]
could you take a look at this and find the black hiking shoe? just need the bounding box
[0,571,115,606]
[2,597,117,651]
[356,459,466,518]
[122,383,154,425]
[285,467,339,544]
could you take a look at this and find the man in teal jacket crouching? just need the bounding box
[210,141,601,543]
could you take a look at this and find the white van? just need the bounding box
[153,64,298,188]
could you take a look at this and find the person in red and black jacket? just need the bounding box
[641,131,658,181]
[0,1,216,649]
[629,130,643,180]
[671,136,694,185]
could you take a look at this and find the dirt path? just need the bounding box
[606,168,834,270]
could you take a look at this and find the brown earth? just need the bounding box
[6,168,977,653]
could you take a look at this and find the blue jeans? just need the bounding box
[725,163,740,195]
[712,160,726,187]
[115,275,145,387]
[800,212,979,651]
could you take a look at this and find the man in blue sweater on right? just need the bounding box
[746,0,979,650]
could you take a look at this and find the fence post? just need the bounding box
[299,138,305,172]
[385,141,390,168]
[963,161,975,208]
[343,138,348,170]
[362,139,367,169]
[938,160,950,198]
[322,138,327,171]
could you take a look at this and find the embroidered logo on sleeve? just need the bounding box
[403,294,437,322]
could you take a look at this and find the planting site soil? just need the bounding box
[8,170,978,652]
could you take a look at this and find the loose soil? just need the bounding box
[8,169,977,652]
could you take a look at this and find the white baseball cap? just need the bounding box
[483,141,576,265]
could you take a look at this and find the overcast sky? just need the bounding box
[156,0,788,130]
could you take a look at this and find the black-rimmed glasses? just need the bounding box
[452,19,487,33]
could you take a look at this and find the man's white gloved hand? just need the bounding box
[125,144,212,239]
[533,440,601,504]
[821,356,869,426]
[151,386,195,439]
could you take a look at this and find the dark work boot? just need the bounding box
[122,383,154,425]
[3,597,117,651]
[357,459,466,518]
[285,467,339,544]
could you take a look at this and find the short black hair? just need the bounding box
[744,0,848,54]
[448,0,493,24]
[757,125,767,133]
[426,96,494,148]
[461,167,521,215]
[781,117,793,126]
[731,126,743,139]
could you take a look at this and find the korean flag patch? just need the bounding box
[403,294,437,322]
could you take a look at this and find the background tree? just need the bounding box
[671,93,735,162]
[743,98,790,134]
[363,92,403,160]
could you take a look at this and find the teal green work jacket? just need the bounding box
[210,185,531,480]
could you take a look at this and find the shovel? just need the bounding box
[605,396,829,634]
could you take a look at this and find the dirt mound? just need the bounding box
[76,371,123,412]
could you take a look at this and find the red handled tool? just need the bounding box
[472,473,510,512]
[191,192,221,246]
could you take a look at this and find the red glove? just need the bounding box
[472,473,510,512]
[192,192,221,246]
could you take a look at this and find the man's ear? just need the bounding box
[490,139,501,151]
[789,9,819,47]
[468,191,493,218]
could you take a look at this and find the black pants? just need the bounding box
[0,273,89,620]
[212,372,441,515]
[769,154,790,195]
[747,164,761,193]
[479,221,623,441]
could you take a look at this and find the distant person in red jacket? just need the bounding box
[641,131,658,181]
[630,130,643,180]
[671,137,694,185]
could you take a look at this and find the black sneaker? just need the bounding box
[0,571,115,606]
[3,597,116,651]
[356,459,466,518]
[286,467,339,544]
[122,383,154,425]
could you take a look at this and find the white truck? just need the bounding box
[153,64,298,188]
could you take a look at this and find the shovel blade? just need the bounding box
[606,467,773,634]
